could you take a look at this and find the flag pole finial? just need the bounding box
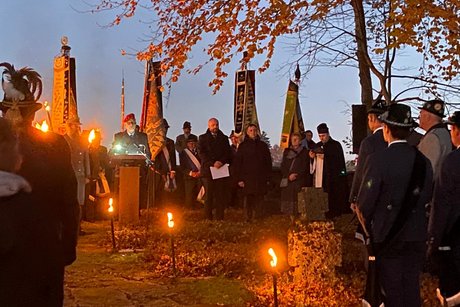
[294,63,301,83]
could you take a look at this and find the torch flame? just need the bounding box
[108,198,114,213]
[167,212,174,228]
[35,120,49,132]
[268,248,277,268]
[41,121,49,132]
[88,129,96,144]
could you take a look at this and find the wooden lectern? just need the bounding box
[110,154,146,225]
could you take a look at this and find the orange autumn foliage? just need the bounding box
[93,0,460,96]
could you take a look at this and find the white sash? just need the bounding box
[184,148,201,170]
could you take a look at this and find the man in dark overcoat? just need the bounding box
[428,111,460,305]
[309,123,349,218]
[198,118,232,220]
[356,104,433,306]
[0,63,79,306]
[233,124,272,221]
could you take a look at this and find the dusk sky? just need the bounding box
[1,1,427,159]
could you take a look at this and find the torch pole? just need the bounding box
[170,232,176,276]
[273,274,278,307]
[110,216,117,251]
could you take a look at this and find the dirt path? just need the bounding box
[64,222,253,307]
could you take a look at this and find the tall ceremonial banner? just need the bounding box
[280,80,305,149]
[140,60,165,159]
[51,40,78,135]
[234,70,258,135]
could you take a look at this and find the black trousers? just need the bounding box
[377,241,425,307]
[183,177,201,209]
[244,194,264,221]
[438,244,460,298]
[203,177,228,220]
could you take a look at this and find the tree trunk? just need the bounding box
[351,0,373,109]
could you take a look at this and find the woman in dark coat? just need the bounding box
[233,124,272,221]
[280,133,309,218]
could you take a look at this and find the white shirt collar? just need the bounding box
[373,126,383,134]
[388,140,407,147]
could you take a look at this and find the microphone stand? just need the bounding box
[132,143,160,174]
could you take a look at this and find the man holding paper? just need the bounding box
[198,118,232,220]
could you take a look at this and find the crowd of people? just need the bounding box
[1,62,459,307]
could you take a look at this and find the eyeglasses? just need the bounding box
[126,121,136,125]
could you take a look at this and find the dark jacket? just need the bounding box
[280,146,309,187]
[155,138,176,175]
[198,129,232,178]
[429,147,460,249]
[233,137,272,195]
[179,148,201,179]
[0,127,79,305]
[349,128,387,203]
[358,142,433,243]
[113,130,151,159]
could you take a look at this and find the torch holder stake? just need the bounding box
[110,217,117,251]
[273,273,278,307]
[170,232,176,276]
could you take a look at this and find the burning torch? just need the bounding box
[35,120,49,133]
[88,129,96,145]
[167,212,176,276]
[108,198,117,251]
[268,247,279,307]
[43,101,53,131]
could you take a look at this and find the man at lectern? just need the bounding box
[112,113,151,209]
[112,113,151,159]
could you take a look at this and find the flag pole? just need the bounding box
[120,69,125,131]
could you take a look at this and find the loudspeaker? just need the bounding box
[352,104,368,154]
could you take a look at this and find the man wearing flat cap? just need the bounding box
[0,63,79,305]
[309,123,349,218]
[418,99,452,177]
[175,121,197,154]
[356,104,433,306]
[428,111,460,306]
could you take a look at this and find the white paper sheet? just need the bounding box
[210,163,230,179]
